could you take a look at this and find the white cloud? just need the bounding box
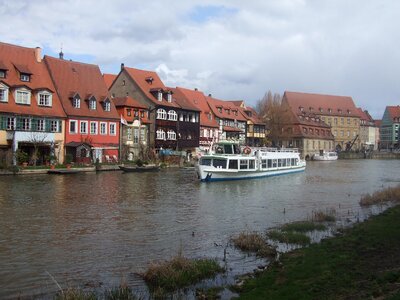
[1,0,399,118]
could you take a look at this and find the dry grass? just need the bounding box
[231,231,277,257]
[360,185,400,206]
[143,254,223,292]
[311,208,336,222]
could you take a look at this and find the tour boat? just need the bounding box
[196,142,306,182]
[312,150,338,161]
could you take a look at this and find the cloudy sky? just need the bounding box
[1,0,399,118]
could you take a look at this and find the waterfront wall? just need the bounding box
[339,151,400,159]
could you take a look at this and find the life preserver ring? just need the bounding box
[243,146,251,155]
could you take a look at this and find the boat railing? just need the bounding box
[256,147,299,153]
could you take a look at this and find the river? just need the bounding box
[0,159,399,298]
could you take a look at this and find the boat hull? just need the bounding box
[197,165,306,182]
[119,165,160,172]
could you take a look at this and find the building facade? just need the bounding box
[0,42,66,166]
[380,106,400,149]
[45,56,120,164]
[357,108,378,150]
[283,91,361,151]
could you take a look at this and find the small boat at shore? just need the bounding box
[119,164,160,172]
[196,141,306,182]
[312,150,338,161]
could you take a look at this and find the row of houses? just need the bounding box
[0,42,266,166]
[1,41,398,166]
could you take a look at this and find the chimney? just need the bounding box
[121,63,125,70]
[208,93,212,97]
[194,88,198,91]
[59,50,64,60]
[34,47,42,63]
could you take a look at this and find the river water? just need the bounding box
[0,159,399,299]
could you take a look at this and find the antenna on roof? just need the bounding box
[59,43,64,60]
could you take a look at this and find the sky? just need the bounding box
[1,0,399,119]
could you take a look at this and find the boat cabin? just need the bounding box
[213,142,241,155]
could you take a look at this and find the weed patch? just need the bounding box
[231,232,277,257]
[267,230,311,245]
[280,221,326,232]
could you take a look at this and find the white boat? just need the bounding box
[312,150,338,161]
[196,142,306,182]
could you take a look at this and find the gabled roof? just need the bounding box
[239,105,265,125]
[283,91,359,117]
[174,87,219,128]
[112,96,147,109]
[45,55,119,120]
[0,42,66,118]
[122,66,179,108]
[206,95,247,122]
[169,87,200,111]
[103,73,117,90]
[356,107,375,123]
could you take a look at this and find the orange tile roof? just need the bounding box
[174,87,219,128]
[356,107,374,122]
[206,96,247,122]
[112,96,147,109]
[0,42,66,118]
[123,67,179,108]
[103,73,117,90]
[283,91,359,117]
[169,87,201,111]
[386,106,400,120]
[45,56,119,120]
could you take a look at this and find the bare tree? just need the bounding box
[28,132,49,166]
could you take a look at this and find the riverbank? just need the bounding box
[237,204,400,299]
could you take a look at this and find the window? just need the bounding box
[156,129,165,140]
[140,128,146,142]
[347,130,350,137]
[37,119,45,131]
[100,122,107,135]
[347,118,350,125]
[249,160,255,169]
[157,91,162,101]
[70,120,77,133]
[133,128,139,143]
[156,108,167,120]
[38,92,52,107]
[103,100,111,112]
[73,96,80,108]
[140,111,145,118]
[50,120,59,132]
[261,160,267,169]
[167,130,176,140]
[109,123,116,135]
[6,117,15,130]
[21,118,31,130]
[90,121,98,135]
[229,160,238,169]
[127,109,131,116]
[167,93,172,103]
[334,118,337,125]
[168,110,177,121]
[212,159,227,168]
[20,73,30,82]
[126,128,132,141]
[0,70,6,78]
[341,130,344,137]
[80,121,88,134]
[218,107,222,113]
[134,110,139,117]
[15,89,31,105]
[240,159,248,170]
[0,86,8,102]
[341,118,344,125]
[89,98,96,110]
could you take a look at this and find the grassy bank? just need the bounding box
[237,205,400,299]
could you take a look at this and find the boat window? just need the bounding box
[229,159,238,169]
[287,158,291,166]
[272,159,277,168]
[291,158,295,166]
[295,158,299,165]
[282,159,286,167]
[200,158,212,166]
[278,159,282,167]
[261,159,267,169]
[249,160,255,169]
[268,159,272,168]
[233,144,241,154]
[213,159,227,168]
[224,144,233,154]
[240,159,248,169]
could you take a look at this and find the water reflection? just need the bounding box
[0,160,399,298]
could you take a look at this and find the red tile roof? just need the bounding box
[386,106,400,120]
[112,96,147,109]
[0,42,66,118]
[206,96,247,122]
[283,91,359,117]
[168,87,200,111]
[123,67,179,108]
[356,108,374,122]
[103,73,117,90]
[173,87,219,128]
[45,56,119,120]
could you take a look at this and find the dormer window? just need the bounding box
[15,88,31,105]
[299,106,304,112]
[218,107,222,113]
[145,77,154,84]
[20,73,30,82]
[157,91,163,102]
[347,109,351,114]
[72,95,81,108]
[319,107,323,112]
[167,92,172,103]
[103,100,111,112]
[89,97,96,110]
[0,83,8,103]
[0,70,6,78]
[338,109,342,114]
[38,91,52,107]
[328,108,332,113]
[309,107,313,112]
